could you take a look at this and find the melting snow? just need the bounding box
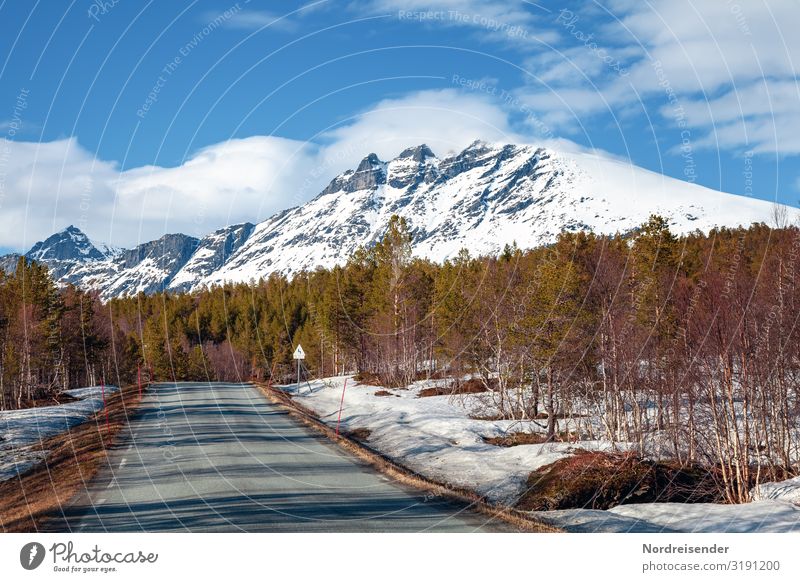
[0,385,119,482]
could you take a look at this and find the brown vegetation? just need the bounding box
[516,450,725,511]
[483,431,578,446]
[0,385,143,532]
[346,428,372,441]
[418,379,489,398]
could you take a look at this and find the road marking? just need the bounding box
[96,497,107,505]
[119,458,127,468]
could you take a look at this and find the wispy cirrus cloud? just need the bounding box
[365,0,560,46]
[216,9,299,32]
[515,0,800,154]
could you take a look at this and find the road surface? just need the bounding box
[49,382,512,532]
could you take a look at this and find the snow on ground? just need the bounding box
[751,475,800,504]
[0,385,119,482]
[284,376,616,504]
[283,376,800,532]
[537,501,800,533]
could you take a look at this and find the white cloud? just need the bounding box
[117,137,319,239]
[0,137,118,251]
[0,136,318,251]
[0,87,612,252]
[522,0,800,153]
[319,88,523,161]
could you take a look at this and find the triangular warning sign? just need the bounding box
[293,344,306,359]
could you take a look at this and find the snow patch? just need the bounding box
[0,385,119,482]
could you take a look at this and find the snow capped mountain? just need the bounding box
[23,225,119,279]
[0,141,784,299]
[62,233,200,297]
[200,140,778,287]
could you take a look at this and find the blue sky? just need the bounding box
[0,0,798,250]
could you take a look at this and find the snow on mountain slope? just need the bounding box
[0,141,784,298]
[24,225,117,279]
[199,140,779,288]
[62,233,200,298]
[167,223,255,292]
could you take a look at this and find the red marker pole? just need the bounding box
[335,378,348,436]
[101,377,110,436]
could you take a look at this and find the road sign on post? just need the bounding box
[293,344,305,385]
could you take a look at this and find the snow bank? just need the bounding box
[537,501,800,533]
[751,475,800,504]
[284,376,614,504]
[0,385,119,482]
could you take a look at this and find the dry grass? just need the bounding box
[516,450,724,512]
[0,385,144,532]
[483,430,580,447]
[345,427,372,441]
[373,390,397,397]
[485,432,546,446]
[418,378,489,398]
[469,413,506,421]
[352,371,387,386]
[17,393,79,409]
[255,381,560,533]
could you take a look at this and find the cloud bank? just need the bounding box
[0,89,533,251]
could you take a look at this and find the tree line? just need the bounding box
[2,214,799,501]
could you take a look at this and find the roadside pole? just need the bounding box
[335,378,348,436]
[137,363,142,399]
[101,377,110,439]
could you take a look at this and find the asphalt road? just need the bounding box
[51,382,511,532]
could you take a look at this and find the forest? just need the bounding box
[1,214,799,502]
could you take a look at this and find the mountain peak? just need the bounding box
[320,153,387,195]
[356,153,383,172]
[397,144,436,162]
[463,139,491,152]
[25,224,108,274]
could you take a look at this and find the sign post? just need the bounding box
[293,344,305,386]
